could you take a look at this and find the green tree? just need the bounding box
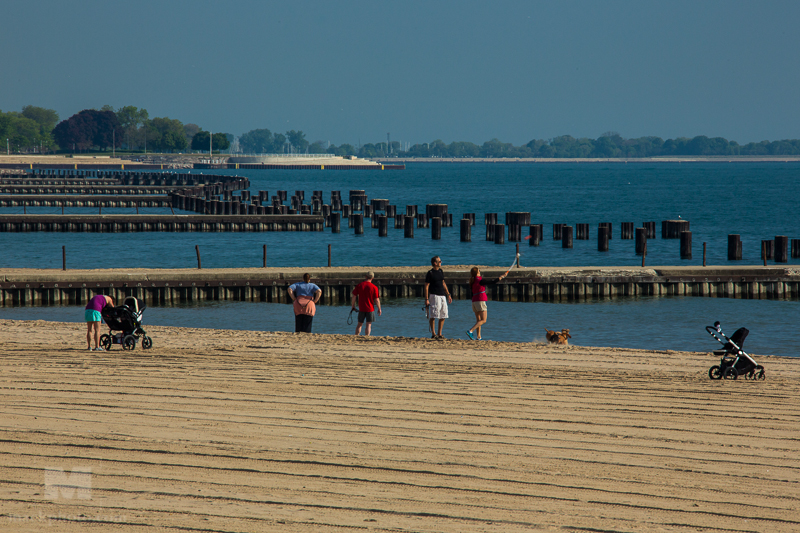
[239,128,274,153]
[115,106,149,150]
[148,117,188,152]
[286,130,309,153]
[191,131,230,152]
[21,106,59,134]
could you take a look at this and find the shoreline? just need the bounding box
[1,318,798,532]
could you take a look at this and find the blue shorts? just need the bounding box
[85,310,102,322]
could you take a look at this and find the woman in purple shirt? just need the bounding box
[85,294,114,351]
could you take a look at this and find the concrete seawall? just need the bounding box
[1,266,798,307]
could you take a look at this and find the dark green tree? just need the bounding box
[239,128,273,153]
[286,130,309,153]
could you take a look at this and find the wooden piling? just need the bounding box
[352,213,364,234]
[417,213,428,228]
[635,227,646,255]
[494,224,505,244]
[703,242,707,267]
[621,222,634,239]
[378,215,388,237]
[728,234,742,260]
[431,217,442,240]
[792,239,800,258]
[195,245,202,269]
[644,221,656,238]
[553,223,564,240]
[680,231,692,259]
[460,218,471,242]
[598,226,610,252]
[328,244,332,267]
[404,216,414,238]
[263,244,267,267]
[576,223,589,240]
[562,225,573,248]
[62,245,66,271]
[775,236,788,263]
[330,212,341,233]
[528,224,541,246]
[599,222,612,239]
[395,213,405,229]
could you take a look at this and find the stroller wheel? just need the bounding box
[142,336,153,350]
[708,365,723,380]
[723,366,738,380]
[123,335,136,351]
[99,334,112,351]
[755,368,766,381]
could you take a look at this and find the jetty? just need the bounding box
[1,266,798,307]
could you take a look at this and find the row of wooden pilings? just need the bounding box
[3,274,798,307]
[727,234,799,263]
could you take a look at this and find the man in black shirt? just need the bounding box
[424,255,452,339]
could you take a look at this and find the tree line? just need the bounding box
[3,105,800,158]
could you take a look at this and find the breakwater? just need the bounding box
[2,266,797,307]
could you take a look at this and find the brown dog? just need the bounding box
[545,328,571,345]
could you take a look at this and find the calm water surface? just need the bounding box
[2,296,797,358]
[2,163,798,358]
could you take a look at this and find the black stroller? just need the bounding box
[99,296,153,351]
[706,321,764,380]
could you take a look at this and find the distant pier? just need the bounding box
[1,266,797,307]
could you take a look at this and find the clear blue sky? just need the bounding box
[2,0,798,146]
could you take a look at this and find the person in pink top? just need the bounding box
[466,267,505,340]
[85,294,114,351]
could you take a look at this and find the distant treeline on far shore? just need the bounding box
[3,105,800,159]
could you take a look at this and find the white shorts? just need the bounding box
[428,294,449,319]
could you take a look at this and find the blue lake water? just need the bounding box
[1,296,797,358]
[1,162,798,356]
[1,162,799,269]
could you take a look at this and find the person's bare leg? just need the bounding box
[93,322,102,349]
[364,322,372,336]
[476,310,487,339]
[355,322,363,336]
[437,319,445,337]
[86,322,93,349]
[429,318,436,337]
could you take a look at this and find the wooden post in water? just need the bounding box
[528,225,540,246]
[62,245,66,271]
[328,244,332,267]
[377,215,388,237]
[431,217,442,240]
[516,243,520,266]
[562,225,573,248]
[680,231,692,260]
[775,235,788,263]
[599,222,612,239]
[762,241,767,266]
[353,213,364,234]
[404,216,414,238]
[598,226,609,252]
[761,239,774,260]
[792,239,800,258]
[331,212,341,233]
[395,213,405,229]
[635,227,646,255]
[553,223,563,240]
[621,222,633,239]
[460,218,471,242]
[728,234,742,260]
[263,244,267,267]
[642,242,647,267]
[195,245,202,269]
[644,221,656,238]
[703,242,707,267]
[494,224,505,244]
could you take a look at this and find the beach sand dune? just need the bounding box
[1,319,798,532]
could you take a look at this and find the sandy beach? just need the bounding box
[0,318,798,532]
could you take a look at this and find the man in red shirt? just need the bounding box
[351,271,382,336]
